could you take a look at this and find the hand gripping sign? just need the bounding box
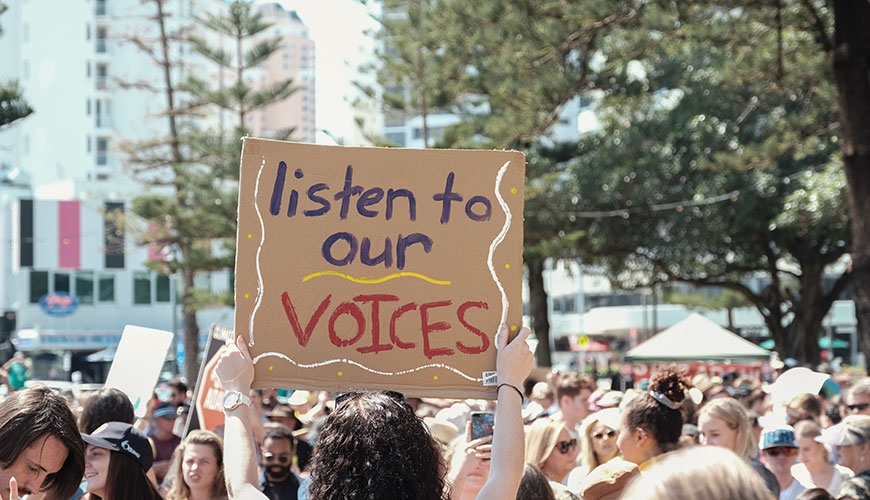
[234,139,525,399]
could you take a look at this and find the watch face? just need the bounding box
[223,392,239,409]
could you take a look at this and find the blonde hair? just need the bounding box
[165,430,228,500]
[578,409,620,471]
[524,418,567,472]
[698,398,757,459]
[621,446,775,500]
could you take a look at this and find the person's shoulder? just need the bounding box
[839,471,870,498]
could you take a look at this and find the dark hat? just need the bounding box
[153,402,177,419]
[82,421,154,471]
[266,403,302,430]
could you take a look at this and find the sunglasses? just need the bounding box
[555,439,578,454]
[848,403,870,412]
[262,452,292,464]
[764,446,797,458]
[592,429,617,440]
[335,390,406,407]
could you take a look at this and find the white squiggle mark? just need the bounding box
[487,160,513,330]
[252,352,483,382]
[249,157,268,346]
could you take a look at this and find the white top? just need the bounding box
[791,463,854,496]
[779,477,806,500]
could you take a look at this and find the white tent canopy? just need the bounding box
[625,313,770,362]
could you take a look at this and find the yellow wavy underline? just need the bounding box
[302,270,451,285]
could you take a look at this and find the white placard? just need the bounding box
[104,325,174,417]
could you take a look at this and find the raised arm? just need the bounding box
[476,324,534,500]
[215,335,268,500]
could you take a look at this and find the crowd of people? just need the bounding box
[3,326,870,499]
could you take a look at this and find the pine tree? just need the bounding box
[0,1,32,129]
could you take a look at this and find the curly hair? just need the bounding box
[307,391,447,500]
[623,366,690,453]
[165,430,227,500]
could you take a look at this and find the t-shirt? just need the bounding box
[791,462,853,496]
[8,362,26,390]
[260,470,301,500]
[779,477,806,500]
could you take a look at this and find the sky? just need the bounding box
[269,0,380,145]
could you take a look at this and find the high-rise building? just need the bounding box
[248,2,316,143]
[0,0,318,379]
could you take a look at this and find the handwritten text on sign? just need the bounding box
[234,140,525,398]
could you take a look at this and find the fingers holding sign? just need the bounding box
[215,335,256,394]
[495,324,534,390]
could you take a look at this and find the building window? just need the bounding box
[96,27,107,53]
[76,271,95,304]
[156,274,171,303]
[96,137,108,165]
[96,64,107,90]
[98,273,115,302]
[134,271,151,304]
[95,0,106,16]
[54,273,71,293]
[29,271,49,304]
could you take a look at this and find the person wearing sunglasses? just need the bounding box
[257,423,299,500]
[761,426,807,500]
[816,414,870,499]
[524,418,581,500]
[845,380,870,417]
[566,408,621,490]
[216,323,534,500]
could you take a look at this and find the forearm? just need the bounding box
[224,405,267,499]
[476,384,524,499]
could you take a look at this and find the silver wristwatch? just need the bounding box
[222,391,252,412]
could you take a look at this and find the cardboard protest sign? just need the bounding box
[104,325,173,417]
[185,324,234,435]
[234,139,525,399]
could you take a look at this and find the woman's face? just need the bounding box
[541,428,577,482]
[84,444,110,498]
[797,436,828,470]
[698,414,738,452]
[589,421,619,464]
[617,416,638,463]
[183,444,220,492]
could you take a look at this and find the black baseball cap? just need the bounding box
[82,421,154,471]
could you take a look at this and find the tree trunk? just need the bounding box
[832,0,870,364]
[527,258,551,367]
[182,268,200,385]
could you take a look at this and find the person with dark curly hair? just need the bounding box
[216,323,534,500]
[615,366,690,468]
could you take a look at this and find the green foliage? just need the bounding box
[185,0,298,134]
[364,0,853,363]
[0,2,32,129]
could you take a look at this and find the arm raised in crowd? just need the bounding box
[476,324,535,500]
[215,335,268,500]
